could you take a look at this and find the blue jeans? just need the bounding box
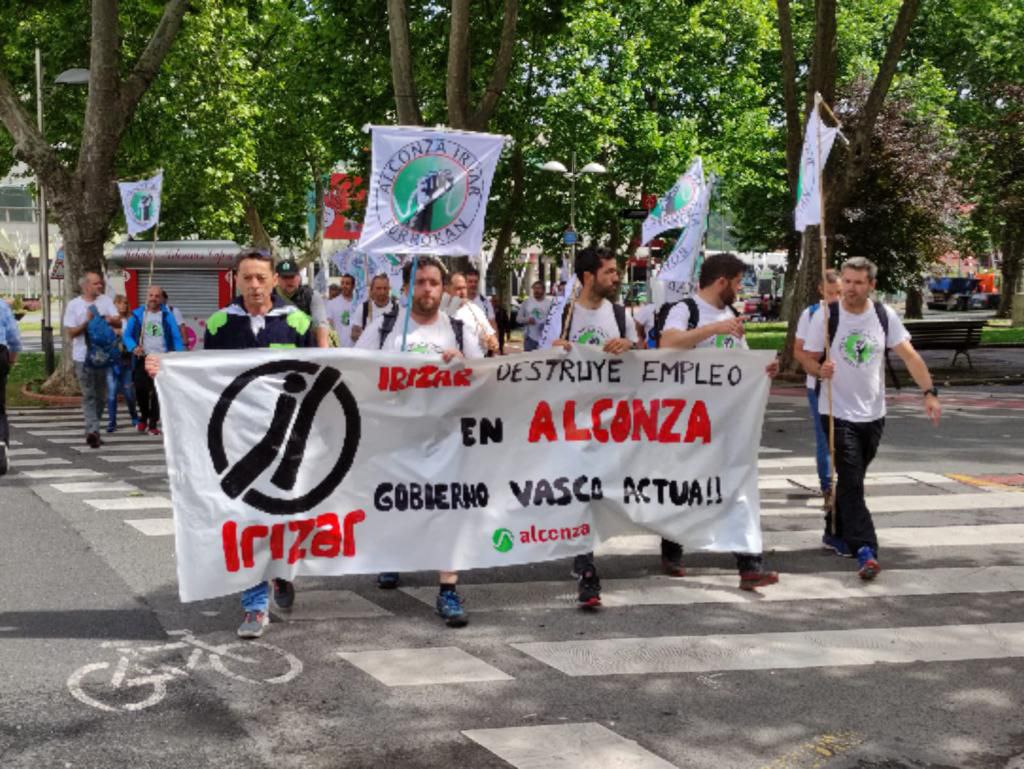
[106,364,138,428]
[806,388,831,493]
[241,582,269,613]
[523,335,540,352]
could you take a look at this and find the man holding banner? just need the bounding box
[658,252,780,590]
[146,247,316,638]
[355,255,482,626]
[548,246,638,607]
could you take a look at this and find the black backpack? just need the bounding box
[815,300,900,392]
[650,297,739,347]
[378,310,464,352]
[558,301,627,342]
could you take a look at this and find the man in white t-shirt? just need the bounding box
[449,270,498,355]
[545,246,637,608]
[355,256,482,626]
[629,302,657,348]
[351,274,397,344]
[63,271,121,447]
[516,280,552,351]
[800,256,940,581]
[659,252,781,591]
[326,274,358,347]
[793,269,842,534]
[465,267,495,322]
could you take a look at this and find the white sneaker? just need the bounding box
[237,610,269,639]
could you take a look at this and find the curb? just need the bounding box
[20,383,82,407]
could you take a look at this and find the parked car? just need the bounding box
[927,277,979,311]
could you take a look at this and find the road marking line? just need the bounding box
[18,468,104,479]
[10,457,71,467]
[125,518,175,536]
[511,622,1024,677]
[71,444,156,453]
[758,457,817,470]
[761,491,1024,517]
[402,565,1024,612]
[7,448,46,456]
[596,523,1024,557]
[757,447,792,454]
[85,497,172,511]
[51,481,139,494]
[129,465,167,474]
[758,471,963,491]
[463,723,678,769]
[98,453,167,463]
[337,646,513,687]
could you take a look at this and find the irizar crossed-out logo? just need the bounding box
[574,327,606,347]
[208,360,361,515]
[840,330,878,367]
[376,137,484,247]
[129,190,155,225]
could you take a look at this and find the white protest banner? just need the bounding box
[794,102,839,232]
[538,275,577,348]
[155,346,771,602]
[118,171,163,236]
[642,158,704,246]
[657,178,713,285]
[357,125,506,256]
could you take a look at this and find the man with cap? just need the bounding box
[275,258,330,348]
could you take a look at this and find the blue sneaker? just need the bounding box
[377,572,400,589]
[822,534,853,558]
[856,546,881,580]
[436,589,468,627]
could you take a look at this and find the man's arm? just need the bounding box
[660,319,737,350]
[892,340,941,425]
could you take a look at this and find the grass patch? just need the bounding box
[982,326,1024,345]
[17,321,41,332]
[4,351,64,408]
[747,333,786,350]
[744,321,788,333]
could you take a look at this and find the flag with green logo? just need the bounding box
[357,126,506,256]
[794,104,839,232]
[118,171,163,236]
[642,158,704,246]
[657,177,714,285]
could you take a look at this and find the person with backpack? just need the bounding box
[793,269,842,539]
[63,271,122,448]
[798,256,941,581]
[123,285,185,436]
[547,246,638,608]
[275,258,331,348]
[0,295,23,474]
[354,256,483,627]
[105,295,140,433]
[657,252,781,591]
[350,274,398,345]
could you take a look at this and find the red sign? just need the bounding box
[642,193,658,210]
[324,174,366,240]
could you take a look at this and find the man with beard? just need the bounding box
[355,256,483,626]
[546,246,637,607]
[658,252,780,591]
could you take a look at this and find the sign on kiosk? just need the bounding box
[107,240,241,350]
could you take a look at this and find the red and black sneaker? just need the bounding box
[661,556,686,578]
[739,569,780,591]
[574,568,602,608]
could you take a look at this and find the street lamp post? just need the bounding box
[540,152,606,280]
[34,49,89,375]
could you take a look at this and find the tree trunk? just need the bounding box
[997,225,1022,319]
[905,286,923,318]
[490,142,526,302]
[386,0,422,126]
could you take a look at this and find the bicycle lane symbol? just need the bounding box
[66,629,303,713]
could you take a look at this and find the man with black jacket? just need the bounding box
[146,248,316,638]
[276,258,330,348]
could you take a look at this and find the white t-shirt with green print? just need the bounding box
[803,300,910,422]
[563,299,638,348]
[326,295,357,348]
[663,295,748,351]
[354,309,484,360]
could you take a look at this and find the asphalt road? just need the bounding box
[2,385,1024,769]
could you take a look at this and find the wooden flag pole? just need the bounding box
[148,223,158,289]
[814,92,838,532]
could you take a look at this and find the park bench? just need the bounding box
[902,318,986,370]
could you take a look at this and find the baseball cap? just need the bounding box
[275,259,299,276]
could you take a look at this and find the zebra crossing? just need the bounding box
[6,403,1024,768]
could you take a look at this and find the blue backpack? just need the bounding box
[84,305,119,368]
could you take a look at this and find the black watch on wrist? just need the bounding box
[922,387,939,398]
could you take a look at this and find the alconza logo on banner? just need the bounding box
[207,360,361,515]
[376,137,484,247]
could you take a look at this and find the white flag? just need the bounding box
[794,102,839,232]
[658,178,713,285]
[118,171,163,236]
[539,276,577,348]
[642,158,704,246]
[357,126,506,256]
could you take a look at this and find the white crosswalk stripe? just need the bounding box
[50,481,139,494]
[9,456,71,467]
[98,453,167,463]
[19,468,104,479]
[124,518,175,536]
[85,496,172,511]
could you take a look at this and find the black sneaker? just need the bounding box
[574,567,602,608]
[86,432,100,449]
[0,443,8,476]
[377,572,400,589]
[272,578,295,610]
